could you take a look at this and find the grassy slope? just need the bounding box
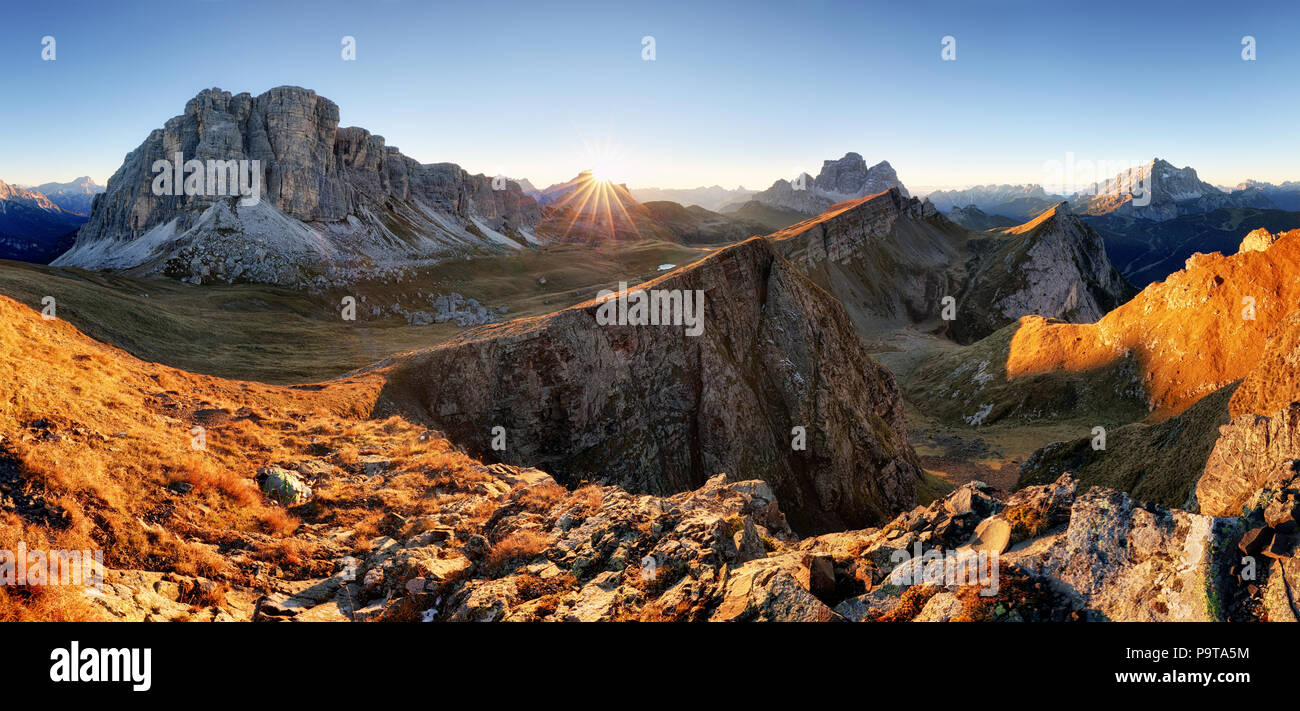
[0,239,716,383]
[1016,382,1238,508]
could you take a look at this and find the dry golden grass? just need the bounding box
[570,484,604,511]
[515,481,568,513]
[0,294,505,619]
[485,530,554,576]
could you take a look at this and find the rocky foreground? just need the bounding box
[86,458,1300,623]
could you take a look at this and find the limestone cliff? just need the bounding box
[54,86,540,286]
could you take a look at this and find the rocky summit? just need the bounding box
[748,152,909,216]
[948,202,1134,343]
[54,87,541,286]
[1073,158,1271,221]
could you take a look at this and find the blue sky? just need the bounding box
[2,0,1297,191]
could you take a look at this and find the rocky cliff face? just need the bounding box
[54,86,541,286]
[1196,310,1300,516]
[749,153,909,216]
[949,202,1134,343]
[911,222,1300,428]
[1000,229,1300,420]
[766,188,967,335]
[371,236,924,533]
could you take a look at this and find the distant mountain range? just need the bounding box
[0,179,87,262]
[28,176,105,215]
[1072,158,1273,221]
[628,185,756,212]
[1086,207,1300,288]
[926,184,1060,220]
[13,107,1300,299]
[945,205,1019,231]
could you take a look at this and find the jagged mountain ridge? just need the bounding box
[949,202,1134,344]
[914,227,1300,428]
[1072,157,1273,221]
[765,190,1132,345]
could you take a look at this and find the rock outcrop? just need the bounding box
[372,236,924,533]
[54,86,541,286]
[1238,227,1292,254]
[949,202,1134,343]
[1197,311,1300,516]
[348,470,1266,623]
[992,228,1300,420]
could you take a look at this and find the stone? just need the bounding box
[358,455,391,476]
[256,467,312,505]
[913,592,965,622]
[1265,500,1297,529]
[1025,487,1241,621]
[1264,529,1297,560]
[969,517,1011,554]
[733,516,766,564]
[462,535,491,561]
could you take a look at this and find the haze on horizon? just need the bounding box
[1,0,1296,192]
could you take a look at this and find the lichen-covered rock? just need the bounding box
[1026,487,1241,621]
